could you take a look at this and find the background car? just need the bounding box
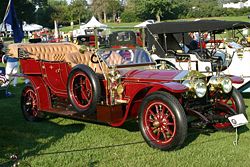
[145,20,250,92]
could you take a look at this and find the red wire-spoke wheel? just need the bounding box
[67,64,101,115]
[21,84,41,122]
[213,87,247,130]
[139,91,187,151]
[70,71,93,109]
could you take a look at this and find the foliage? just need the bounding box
[1,0,250,28]
[0,0,36,23]
[69,0,90,25]
[91,0,122,23]
[120,11,139,22]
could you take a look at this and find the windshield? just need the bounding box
[97,47,155,66]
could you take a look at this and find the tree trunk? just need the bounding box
[103,11,107,23]
[113,11,116,23]
[156,10,161,22]
[97,13,102,22]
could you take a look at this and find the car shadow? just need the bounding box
[0,84,85,167]
[242,92,250,98]
[119,120,139,132]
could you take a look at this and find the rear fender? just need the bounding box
[28,76,52,111]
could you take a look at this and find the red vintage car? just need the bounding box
[7,42,247,151]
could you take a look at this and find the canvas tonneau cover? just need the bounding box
[146,20,250,34]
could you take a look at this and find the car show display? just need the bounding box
[6,31,247,150]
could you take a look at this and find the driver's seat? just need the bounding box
[105,51,123,65]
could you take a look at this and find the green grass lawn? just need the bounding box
[0,83,250,167]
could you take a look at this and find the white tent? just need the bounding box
[134,20,154,28]
[23,23,43,32]
[1,22,43,32]
[0,23,12,31]
[81,16,107,28]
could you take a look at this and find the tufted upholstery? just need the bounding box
[65,51,108,73]
[7,43,125,74]
[8,43,81,61]
[106,51,123,66]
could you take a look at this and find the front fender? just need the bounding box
[147,82,189,95]
[110,82,188,127]
[228,75,244,84]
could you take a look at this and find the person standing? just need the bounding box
[4,56,18,87]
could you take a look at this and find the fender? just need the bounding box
[28,76,52,111]
[110,82,188,127]
[146,82,189,95]
[228,75,244,84]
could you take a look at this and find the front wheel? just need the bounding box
[139,91,187,151]
[213,87,247,130]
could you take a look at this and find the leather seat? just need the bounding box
[65,51,108,74]
[8,43,80,61]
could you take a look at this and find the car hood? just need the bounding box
[119,69,201,82]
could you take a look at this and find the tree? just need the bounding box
[49,1,68,24]
[0,0,36,24]
[91,0,108,22]
[106,0,122,22]
[91,0,121,23]
[32,0,48,8]
[121,0,139,22]
[136,0,174,22]
[69,0,90,25]
[147,0,172,22]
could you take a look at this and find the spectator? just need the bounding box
[2,55,18,87]
[189,32,199,50]
[1,39,18,87]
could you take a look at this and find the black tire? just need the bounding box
[232,87,247,117]
[139,91,187,151]
[213,87,247,130]
[21,84,42,122]
[67,64,101,115]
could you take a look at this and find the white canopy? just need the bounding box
[134,20,154,28]
[0,22,43,32]
[81,16,107,29]
[23,23,43,32]
[0,23,12,31]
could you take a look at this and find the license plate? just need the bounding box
[228,114,248,128]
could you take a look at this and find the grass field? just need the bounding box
[0,82,250,167]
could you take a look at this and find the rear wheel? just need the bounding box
[213,87,247,130]
[21,84,42,121]
[139,91,187,151]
